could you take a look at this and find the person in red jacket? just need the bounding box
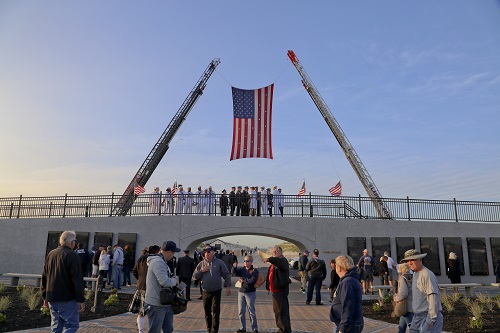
[264,246,291,333]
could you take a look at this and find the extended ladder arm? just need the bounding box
[113,58,221,216]
[287,50,392,219]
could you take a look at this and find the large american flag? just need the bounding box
[329,181,342,196]
[297,180,306,197]
[230,84,274,160]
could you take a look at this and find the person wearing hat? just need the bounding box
[150,187,161,214]
[260,186,267,216]
[220,189,228,216]
[357,249,375,295]
[145,241,181,333]
[400,249,443,333]
[193,245,232,333]
[229,186,237,216]
[175,185,185,215]
[235,186,242,216]
[132,245,160,333]
[266,188,273,216]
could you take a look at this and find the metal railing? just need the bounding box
[0,193,499,223]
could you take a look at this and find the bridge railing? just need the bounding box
[0,193,499,223]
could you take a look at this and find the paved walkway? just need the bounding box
[5,266,499,332]
[4,273,396,333]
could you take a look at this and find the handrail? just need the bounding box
[0,193,499,223]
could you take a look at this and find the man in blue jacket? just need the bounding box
[330,255,363,333]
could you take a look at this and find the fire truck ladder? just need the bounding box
[113,58,221,216]
[287,50,392,219]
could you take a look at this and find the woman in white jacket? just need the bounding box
[98,250,111,288]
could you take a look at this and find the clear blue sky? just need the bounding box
[1,1,500,205]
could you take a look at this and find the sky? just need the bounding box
[2,1,500,211]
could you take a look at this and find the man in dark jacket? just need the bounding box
[298,250,309,293]
[330,255,363,333]
[264,245,291,333]
[232,255,260,333]
[305,249,327,305]
[328,259,340,303]
[176,250,196,300]
[229,187,236,216]
[41,230,85,333]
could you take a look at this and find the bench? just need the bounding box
[2,273,42,287]
[439,283,482,297]
[2,273,105,291]
[373,285,393,300]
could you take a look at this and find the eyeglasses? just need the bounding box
[243,260,252,262]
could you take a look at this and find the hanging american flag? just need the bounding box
[329,181,342,196]
[297,180,306,197]
[230,84,274,160]
[134,184,145,195]
[171,179,178,195]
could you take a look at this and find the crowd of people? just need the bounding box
[148,185,286,217]
[41,230,446,333]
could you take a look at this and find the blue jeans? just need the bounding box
[145,303,173,333]
[410,312,443,333]
[238,291,258,331]
[306,275,323,304]
[113,265,123,289]
[398,312,414,333]
[122,265,131,286]
[48,300,79,333]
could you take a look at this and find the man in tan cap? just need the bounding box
[400,249,443,333]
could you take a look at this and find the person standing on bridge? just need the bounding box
[150,187,161,214]
[193,245,232,333]
[41,230,85,333]
[264,245,292,333]
[401,249,443,333]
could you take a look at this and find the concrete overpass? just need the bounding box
[1,215,499,284]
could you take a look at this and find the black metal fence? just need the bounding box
[1,193,499,223]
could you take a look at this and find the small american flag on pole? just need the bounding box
[171,179,178,195]
[329,181,342,196]
[297,180,306,197]
[134,184,145,195]
[230,84,274,160]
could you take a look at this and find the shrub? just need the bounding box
[85,289,93,301]
[441,294,455,312]
[19,287,42,310]
[372,302,382,312]
[104,294,119,306]
[40,306,51,317]
[382,293,392,305]
[468,316,483,330]
[0,296,11,312]
[0,312,6,323]
[110,288,118,295]
[0,282,6,293]
[16,285,25,293]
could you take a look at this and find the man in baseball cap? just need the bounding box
[401,249,443,332]
[145,240,180,332]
